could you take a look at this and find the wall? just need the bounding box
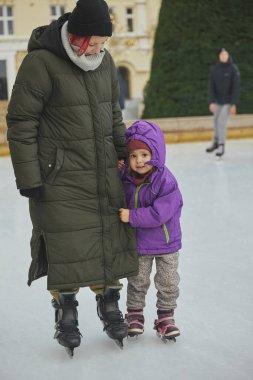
[1,99,253,156]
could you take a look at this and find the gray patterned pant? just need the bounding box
[127,253,180,310]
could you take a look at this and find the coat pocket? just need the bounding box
[45,148,65,185]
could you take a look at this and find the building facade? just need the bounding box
[0,0,161,114]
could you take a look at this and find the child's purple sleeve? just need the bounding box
[129,184,182,228]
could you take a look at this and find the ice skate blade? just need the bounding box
[65,347,74,358]
[156,332,177,343]
[114,339,124,350]
[128,334,140,339]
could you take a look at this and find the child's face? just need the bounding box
[129,149,153,175]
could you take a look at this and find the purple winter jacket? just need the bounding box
[121,120,183,255]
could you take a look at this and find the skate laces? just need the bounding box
[106,310,124,323]
[56,320,81,334]
[126,311,144,325]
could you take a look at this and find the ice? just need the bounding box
[0,139,253,380]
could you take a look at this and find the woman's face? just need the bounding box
[69,35,108,56]
[85,36,108,55]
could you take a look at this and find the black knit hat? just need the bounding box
[68,0,112,37]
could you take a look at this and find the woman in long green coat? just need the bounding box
[6,0,138,354]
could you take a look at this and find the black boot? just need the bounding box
[52,293,82,356]
[96,288,127,348]
[216,144,225,157]
[206,140,219,153]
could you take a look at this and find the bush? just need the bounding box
[142,0,253,117]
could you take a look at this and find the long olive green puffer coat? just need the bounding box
[6,16,138,290]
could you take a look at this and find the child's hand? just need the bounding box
[119,208,130,223]
[118,159,125,170]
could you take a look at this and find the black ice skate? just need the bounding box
[96,288,128,349]
[206,140,219,153]
[52,293,82,357]
[154,309,180,343]
[216,144,225,157]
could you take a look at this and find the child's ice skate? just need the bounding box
[154,309,180,343]
[125,309,144,338]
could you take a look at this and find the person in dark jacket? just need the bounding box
[119,120,183,341]
[206,48,240,157]
[6,0,138,355]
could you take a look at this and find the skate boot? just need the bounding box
[96,288,128,349]
[206,140,219,153]
[52,293,82,357]
[125,309,144,337]
[154,309,180,342]
[216,144,225,157]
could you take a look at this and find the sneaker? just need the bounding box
[125,309,144,337]
[215,144,225,157]
[154,309,180,340]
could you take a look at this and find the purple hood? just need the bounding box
[125,120,166,168]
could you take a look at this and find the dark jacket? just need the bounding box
[208,59,240,105]
[6,15,138,290]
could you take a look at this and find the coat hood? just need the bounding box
[27,13,70,60]
[125,120,166,168]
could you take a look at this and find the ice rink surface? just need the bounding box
[0,139,253,380]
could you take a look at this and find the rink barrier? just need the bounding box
[1,99,253,156]
[126,115,253,144]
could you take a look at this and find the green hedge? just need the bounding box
[142,0,253,117]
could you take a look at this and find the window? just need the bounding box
[0,61,8,100]
[117,67,130,110]
[0,6,14,35]
[126,8,134,32]
[50,5,65,21]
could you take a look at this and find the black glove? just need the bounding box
[19,186,42,200]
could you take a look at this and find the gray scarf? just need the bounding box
[61,21,105,72]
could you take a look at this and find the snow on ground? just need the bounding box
[0,139,253,380]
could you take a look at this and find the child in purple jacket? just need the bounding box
[119,120,183,341]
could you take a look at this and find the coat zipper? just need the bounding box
[134,184,145,208]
